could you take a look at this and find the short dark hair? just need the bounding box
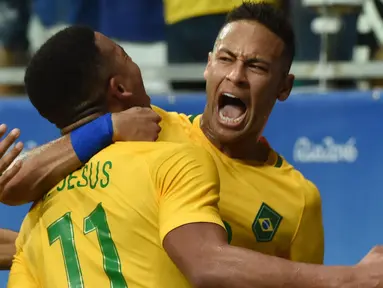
[226,2,295,68]
[24,26,108,129]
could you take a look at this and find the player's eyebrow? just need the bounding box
[219,47,271,66]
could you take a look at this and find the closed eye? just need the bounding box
[248,64,268,72]
[219,56,233,62]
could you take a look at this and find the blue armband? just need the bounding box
[70,113,113,163]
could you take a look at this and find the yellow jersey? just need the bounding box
[9,142,224,288]
[154,106,324,263]
[7,204,40,288]
[189,115,324,263]
[164,0,277,25]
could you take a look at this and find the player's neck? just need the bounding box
[60,113,103,135]
[201,123,269,162]
[216,139,269,163]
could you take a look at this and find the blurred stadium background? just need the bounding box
[1,0,383,285]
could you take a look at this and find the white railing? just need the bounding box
[1,62,383,85]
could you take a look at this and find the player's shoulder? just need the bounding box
[146,144,214,181]
[276,153,321,206]
[95,141,211,169]
[151,142,213,167]
[16,202,42,249]
[150,143,219,194]
[152,105,191,125]
[151,105,202,127]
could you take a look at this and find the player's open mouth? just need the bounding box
[217,93,248,127]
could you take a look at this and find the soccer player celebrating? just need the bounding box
[8,26,226,288]
[4,3,383,287]
[0,124,23,270]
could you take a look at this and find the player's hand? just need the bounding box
[112,107,161,142]
[0,124,23,191]
[355,246,383,287]
[358,245,383,266]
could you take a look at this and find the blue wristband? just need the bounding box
[70,113,114,163]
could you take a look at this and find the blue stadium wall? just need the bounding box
[0,90,382,285]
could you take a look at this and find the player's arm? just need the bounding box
[8,218,38,287]
[289,181,324,264]
[2,135,80,205]
[1,108,161,206]
[158,147,356,288]
[165,223,358,288]
[0,228,18,270]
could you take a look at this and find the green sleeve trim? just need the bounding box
[274,154,283,168]
[188,114,198,123]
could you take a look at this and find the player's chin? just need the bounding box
[211,119,248,143]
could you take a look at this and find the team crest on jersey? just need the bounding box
[252,203,282,242]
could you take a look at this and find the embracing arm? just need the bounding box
[1,136,79,205]
[0,228,18,270]
[164,223,360,288]
[1,107,161,206]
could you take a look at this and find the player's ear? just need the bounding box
[108,76,133,100]
[204,52,213,81]
[277,73,294,102]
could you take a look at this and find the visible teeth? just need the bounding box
[219,110,243,123]
[223,93,237,98]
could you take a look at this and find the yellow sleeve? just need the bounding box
[290,181,324,264]
[8,217,38,288]
[8,249,38,288]
[154,144,225,243]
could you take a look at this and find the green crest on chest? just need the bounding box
[252,203,282,242]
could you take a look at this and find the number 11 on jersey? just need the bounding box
[47,203,128,288]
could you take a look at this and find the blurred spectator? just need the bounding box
[33,0,99,30]
[30,0,167,93]
[98,0,164,43]
[97,0,167,93]
[30,0,100,52]
[163,0,277,92]
[32,0,165,45]
[290,1,360,89]
[358,0,383,88]
[0,0,30,95]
